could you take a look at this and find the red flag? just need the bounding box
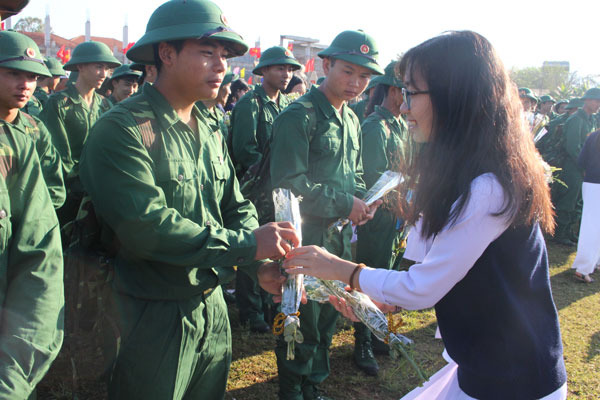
[249,47,261,58]
[63,49,71,63]
[247,76,253,85]
[57,45,65,60]
[287,42,293,51]
[305,58,315,73]
[1,21,5,31]
[122,42,135,54]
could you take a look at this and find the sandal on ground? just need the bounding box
[574,272,594,283]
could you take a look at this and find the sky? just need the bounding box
[11,0,600,77]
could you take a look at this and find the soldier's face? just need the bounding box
[0,67,37,111]
[112,77,139,102]
[77,63,111,90]
[584,99,600,114]
[215,82,231,106]
[262,64,295,92]
[540,101,553,114]
[322,58,371,103]
[168,39,228,102]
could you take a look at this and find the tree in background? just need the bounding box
[510,65,599,99]
[14,16,44,32]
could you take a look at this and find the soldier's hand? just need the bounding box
[348,197,369,225]
[253,221,300,260]
[355,199,383,226]
[257,261,308,303]
[256,261,286,296]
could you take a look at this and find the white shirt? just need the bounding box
[360,173,510,309]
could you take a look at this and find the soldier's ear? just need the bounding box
[322,57,331,75]
[157,42,179,69]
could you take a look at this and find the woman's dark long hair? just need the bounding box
[398,31,554,238]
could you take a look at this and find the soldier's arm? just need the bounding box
[31,117,66,209]
[80,114,257,269]
[270,108,354,219]
[563,117,585,161]
[0,142,63,398]
[353,122,367,198]
[231,97,261,171]
[361,119,389,189]
[39,96,74,176]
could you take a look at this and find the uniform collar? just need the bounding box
[309,85,339,119]
[142,82,203,130]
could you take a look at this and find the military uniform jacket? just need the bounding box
[270,86,367,223]
[231,85,290,172]
[564,109,597,169]
[361,105,411,188]
[33,88,50,108]
[0,112,65,209]
[196,102,229,142]
[21,94,42,118]
[0,124,64,398]
[40,83,104,179]
[80,84,260,300]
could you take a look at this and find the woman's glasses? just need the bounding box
[402,88,430,109]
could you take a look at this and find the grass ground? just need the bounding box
[37,242,599,399]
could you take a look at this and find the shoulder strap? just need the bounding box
[21,112,38,129]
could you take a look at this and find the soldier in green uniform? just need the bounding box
[196,71,233,141]
[270,30,383,400]
[231,46,301,175]
[553,88,600,245]
[349,78,376,123]
[0,28,65,399]
[102,64,142,109]
[230,46,301,333]
[537,98,582,164]
[33,57,67,108]
[79,1,299,398]
[0,31,66,209]
[352,60,413,375]
[539,94,557,119]
[40,40,121,225]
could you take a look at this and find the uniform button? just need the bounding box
[0,210,5,219]
[200,184,204,191]
[177,174,184,182]
[236,256,245,264]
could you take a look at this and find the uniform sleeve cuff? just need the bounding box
[224,229,257,267]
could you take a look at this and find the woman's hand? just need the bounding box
[282,245,356,282]
[328,295,360,322]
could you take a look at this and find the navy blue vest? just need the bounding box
[435,223,566,399]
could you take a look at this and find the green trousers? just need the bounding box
[105,287,231,400]
[553,160,583,240]
[276,221,352,399]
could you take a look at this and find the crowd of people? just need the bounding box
[1,0,598,399]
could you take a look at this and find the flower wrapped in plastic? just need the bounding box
[304,275,426,382]
[272,188,304,360]
[328,171,404,234]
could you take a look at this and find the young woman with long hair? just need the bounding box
[282,30,567,399]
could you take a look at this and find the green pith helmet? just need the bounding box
[0,30,50,77]
[581,88,600,100]
[555,99,568,107]
[109,64,142,82]
[127,0,248,64]
[539,94,555,103]
[44,57,67,77]
[318,30,383,75]
[565,98,583,109]
[518,87,538,102]
[0,0,29,20]
[369,61,403,88]
[63,41,121,71]
[252,46,302,75]
[222,71,234,86]
[130,61,152,71]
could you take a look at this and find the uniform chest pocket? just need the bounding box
[211,157,230,199]
[155,159,199,217]
[312,130,342,156]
